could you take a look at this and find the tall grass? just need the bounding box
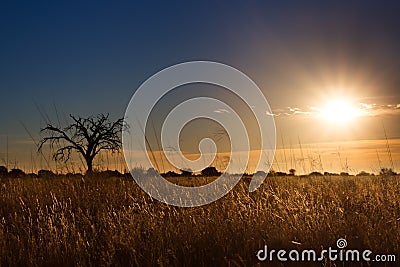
[0,175,399,266]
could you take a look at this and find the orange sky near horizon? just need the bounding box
[1,89,399,176]
[3,137,398,176]
[1,89,400,176]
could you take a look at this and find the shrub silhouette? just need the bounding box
[38,169,55,178]
[201,167,221,176]
[66,173,83,178]
[130,167,146,177]
[380,168,396,176]
[0,166,7,177]
[356,171,371,176]
[254,170,266,177]
[180,168,193,176]
[163,171,180,177]
[8,168,25,178]
[98,170,123,177]
[146,168,158,176]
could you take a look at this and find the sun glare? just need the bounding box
[320,99,361,124]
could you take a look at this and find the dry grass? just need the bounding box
[0,175,399,266]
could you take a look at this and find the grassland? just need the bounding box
[0,174,399,266]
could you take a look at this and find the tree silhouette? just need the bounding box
[38,114,125,174]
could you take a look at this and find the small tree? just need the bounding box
[38,114,125,174]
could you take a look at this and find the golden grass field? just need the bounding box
[0,174,399,266]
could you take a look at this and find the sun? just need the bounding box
[320,98,361,124]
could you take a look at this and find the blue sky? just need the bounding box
[1,1,399,172]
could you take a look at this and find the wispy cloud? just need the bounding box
[214,108,230,114]
[357,103,400,116]
[271,102,400,118]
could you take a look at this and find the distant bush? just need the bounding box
[254,170,266,177]
[163,171,180,177]
[66,173,84,179]
[201,167,221,176]
[180,169,193,176]
[26,173,38,178]
[8,168,26,178]
[146,168,158,176]
[324,172,339,176]
[356,171,371,176]
[309,171,323,177]
[0,166,7,177]
[97,170,123,177]
[129,167,146,177]
[38,169,56,178]
[379,168,397,176]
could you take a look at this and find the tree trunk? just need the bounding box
[86,157,93,174]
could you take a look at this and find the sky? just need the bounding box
[0,1,399,174]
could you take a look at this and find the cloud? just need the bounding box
[358,103,400,116]
[272,102,400,118]
[269,106,315,117]
[213,108,230,114]
[360,103,376,110]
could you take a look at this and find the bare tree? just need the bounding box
[38,114,125,173]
